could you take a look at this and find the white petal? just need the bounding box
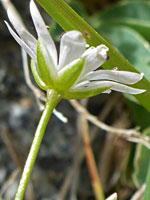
[30,0,57,67]
[58,31,86,70]
[71,80,145,94]
[102,89,111,94]
[111,82,146,94]
[7,8,37,55]
[71,81,114,92]
[71,80,90,91]
[106,193,117,200]
[5,21,36,62]
[80,45,108,77]
[83,70,144,84]
[39,40,58,80]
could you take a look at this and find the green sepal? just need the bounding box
[57,58,85,91]
[63,86,112,99]
[37,41,54,88]
[31,60,48,91]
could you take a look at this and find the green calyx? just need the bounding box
[63,86,112,99]
[30,41,111,99]
[30,41,85,95]
[57,58,85,91]
[32,41,86,96]
[37,41,55,88]
[31,60,48,91]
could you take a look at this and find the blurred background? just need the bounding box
[0,0,150,199]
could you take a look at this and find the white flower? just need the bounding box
[5,0,145,99]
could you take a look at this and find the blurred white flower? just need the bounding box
[5,0,145,99]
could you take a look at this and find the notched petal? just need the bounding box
[110,82,146,94]
[79,45,109,78]
[58,31,86,70]
[84,70,144,85]
[71,79,145,95]
[5,21,36,62]
[7,8,37,54]
[71,81,114,92]
[30,0,57,66]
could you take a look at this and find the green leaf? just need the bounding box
[50,0,88,42]
[68,1,88,18]
[132,128,150,187]
[91,1,150,41]
[98,26,150,81]
[126,95,150,130]
[36,0,150,111]
[123,145,136,187]
[57,58,85,91]
[144,158,150,200]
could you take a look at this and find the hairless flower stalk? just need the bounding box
[5,0,145,199]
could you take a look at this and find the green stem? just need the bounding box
[15,89,62,200]
[143,159,150,200]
